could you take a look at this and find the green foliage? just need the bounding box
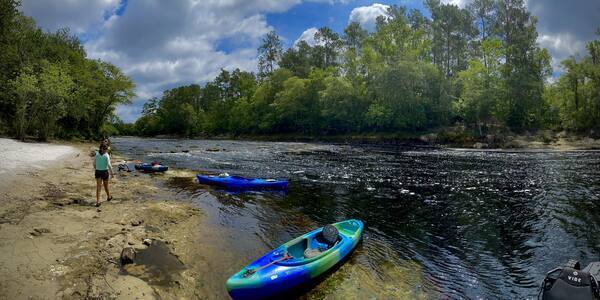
[131,0,580,138]
[0,0,134,140]
[257,31,283,80]
[455,39,503,135]
[5,0,590,139]
[543,29,600,131]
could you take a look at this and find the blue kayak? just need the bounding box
[196,174,288,190]
[134,163,168,173]
[226,219,364,299]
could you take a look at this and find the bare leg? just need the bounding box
[96,178,102,205]
[103,179,111,200]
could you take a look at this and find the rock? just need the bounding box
[419,133,437,143]
[206,147,220,152]
[182,150,190,153]
[473,142,488,149]
[120,247,136,264]
[557,131,568,138]
[131,219,143,226]
[142,238,152,246]
[128,241,134,245]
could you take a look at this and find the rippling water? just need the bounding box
[112,137,600,299]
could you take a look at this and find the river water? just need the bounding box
[112,137,600,299]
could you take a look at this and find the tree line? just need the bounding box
[1,0,598,140]
[132,0,599,138]
[0,0,135,140]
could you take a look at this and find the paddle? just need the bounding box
[242,252,292,278]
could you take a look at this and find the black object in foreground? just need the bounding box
[540,260,600,300]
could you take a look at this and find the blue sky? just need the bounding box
[19,0,600,123]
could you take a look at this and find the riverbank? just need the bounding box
[126,129,600,150]
[0,139,230,299]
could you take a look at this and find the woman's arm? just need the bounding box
[106,153,114,176]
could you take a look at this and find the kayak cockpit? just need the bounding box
[273,227,344,266]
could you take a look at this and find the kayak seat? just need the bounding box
[304,226,340,258]
[287,238,308,259]
[304,248,322,258]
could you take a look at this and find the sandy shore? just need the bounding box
[0,139,232,299]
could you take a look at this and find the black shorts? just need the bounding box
[95,170,109,180]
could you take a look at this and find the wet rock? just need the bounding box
[30,228,51,236]
[120,247,136,264]
[182,150,190,153]
[131,219,144,226]
[206,147,221,152]
[142,238,152,246]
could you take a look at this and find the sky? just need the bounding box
[20,0,600,123]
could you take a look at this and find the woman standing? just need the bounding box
[94,143,114,207]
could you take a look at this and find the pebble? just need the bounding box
[131,219,143,226]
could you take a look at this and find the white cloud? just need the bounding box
[440,0,471,8]
[294,27,321,46]
[23,0,356,122]
[348,3,390,31]
[21,0,121,33]
[538,32,587,71]
[81,0,279,122]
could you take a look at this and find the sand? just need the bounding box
[0,139,230,299]
[0,138,76,174]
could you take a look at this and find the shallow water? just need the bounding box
[113,137,600,299]
[121,240,185,286]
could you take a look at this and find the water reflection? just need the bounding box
[114,137,600,298]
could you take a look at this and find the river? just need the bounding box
[112,137,600,299]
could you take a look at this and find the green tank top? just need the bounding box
[95,151,110,170]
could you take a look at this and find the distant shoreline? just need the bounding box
[110,130,600,151]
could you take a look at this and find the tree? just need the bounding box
[257,31,283,80]
[468,0,496,40]
[343,22,368,51]
[426,1,477,77]
[279,41,313,78]
[90,62,135,135]
[544,28,600,130]
[456,39,503,135]
[320,76,366,132]
[32,61,73,140]
[314,27,343,68]
[9,66,38,140]
[495,0,550,130]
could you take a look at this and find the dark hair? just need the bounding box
[99,144,108,152]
